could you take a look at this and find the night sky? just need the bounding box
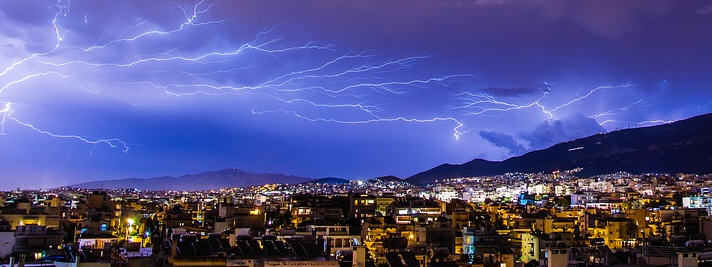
[1,0,711,189]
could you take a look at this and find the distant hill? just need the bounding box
[407,113,712,185]
[306,177,350,184]
[70,168,312,190]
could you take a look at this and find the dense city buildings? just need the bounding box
[2,0,712,266]
[0,172,712,266]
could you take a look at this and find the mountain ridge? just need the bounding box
[69,168,313,191]
[406,113,712,184]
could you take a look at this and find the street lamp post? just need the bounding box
[126,218,135,250]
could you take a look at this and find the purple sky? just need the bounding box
[1,0,711,189]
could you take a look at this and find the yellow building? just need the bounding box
[590,217,636,250]
[534,217,576,234]
[521,233,541,263]
[375,197,394,216]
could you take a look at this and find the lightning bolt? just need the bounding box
[590,99,645,119]
[146,65,254,77]
[160,73,469,97]
[37,40,333,68]
[251,108,466,140]
[0,72,70,94]
[598,119,618,126]
[0,102,10,135]
[79,0,224,52]
[588,99,678,131]
[52,0,70,49]
[0,0,69,80]
[598,117,676,128]
[325,74,471,94]
[0,103,128,153]
[637,119,675,125]
[261,95,382,118]
[589,99,647,129]
[454,90,553,118]
[454,82,634,119]
[258,55,426,87]
[549,83,634,113]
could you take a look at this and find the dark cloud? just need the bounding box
[697,4,712,15]
[480,87,540,97]
[467,0,676,39]
[479,130,527,156]
[522,113,606,150]
[480,114,607,156]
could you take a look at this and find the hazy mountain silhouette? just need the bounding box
[70,168,312,190]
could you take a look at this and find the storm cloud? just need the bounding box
[0,0,710,189]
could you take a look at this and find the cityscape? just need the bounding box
[5,167,712,266]
[2,0,712,267]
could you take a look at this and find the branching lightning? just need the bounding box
[548,83,634,113]
[0,0,651,157]
[453,83,635,120]
[454,90,552,118]
[79,0,224,52]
